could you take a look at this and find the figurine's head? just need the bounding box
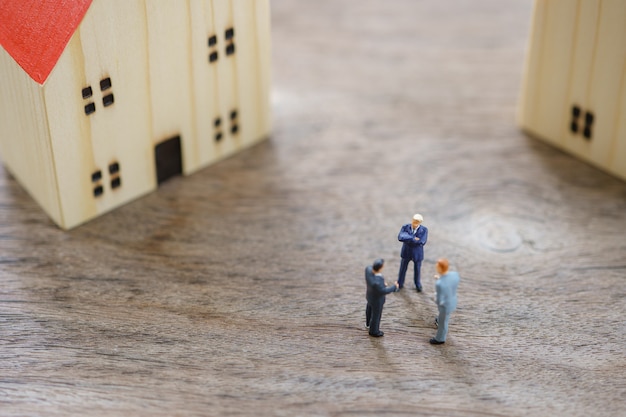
[436,258,449,276]
[373,258,385,273]
[412,213,423,228]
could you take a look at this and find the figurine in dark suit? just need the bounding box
[430,258,460,345]
[397,213,428,292]
[365,259,399,337]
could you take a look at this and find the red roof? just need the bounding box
[0,0,93,85]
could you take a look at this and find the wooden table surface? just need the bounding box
[2,1,625,416]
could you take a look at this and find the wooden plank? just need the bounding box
[232,0,272,150]
[609,62,626,180]
[517,0,547,132]
[0,47,62,225]
[145,0,198,175]
[69,0,154,228]
[43,34,98,228]
[189,0,221,171]
[561,0,600,160]
[212,0,240,159]
[583,0,626,168]
[232,0,258,149]
[253,0,272,141]
[529,0,579,147]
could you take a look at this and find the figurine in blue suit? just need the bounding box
[430,258,460,345]
[365,259,399,337]
[397,213,428,292]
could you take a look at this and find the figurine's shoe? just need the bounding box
[416,285,422,293]
[429,338,444,345]
[369,331,384,337]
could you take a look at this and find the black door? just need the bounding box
[155,135,183,185]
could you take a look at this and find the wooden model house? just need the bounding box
[0,0,271,229]
[518,0,626,181]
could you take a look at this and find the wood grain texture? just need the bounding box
[612,67,626,177]
[528,0,578,146]
[1,0,625,416]
[0,47,62,224]
[562,0,599,161]
[585,0,626,165]
[146,1,197,173]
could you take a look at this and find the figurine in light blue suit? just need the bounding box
[430,258,460,345]
[397,213,428,292]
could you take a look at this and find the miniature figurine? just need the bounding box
[365,258,399,337]
[430,258,460,345]
[397,213,428,291]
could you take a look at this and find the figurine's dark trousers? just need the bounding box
[398,258,422,289]
[366,301,384,335]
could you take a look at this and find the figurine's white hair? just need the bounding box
[413,213,423,222]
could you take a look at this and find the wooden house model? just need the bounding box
[518,0,626,181]
[0,0,271,229]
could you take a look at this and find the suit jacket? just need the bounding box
[435,271,460,312]
[365,266,397,308]
[398,224,428,261]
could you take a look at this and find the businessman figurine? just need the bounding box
[397,213,428,292]
[365,259,399,337]
[430,258,460,345]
